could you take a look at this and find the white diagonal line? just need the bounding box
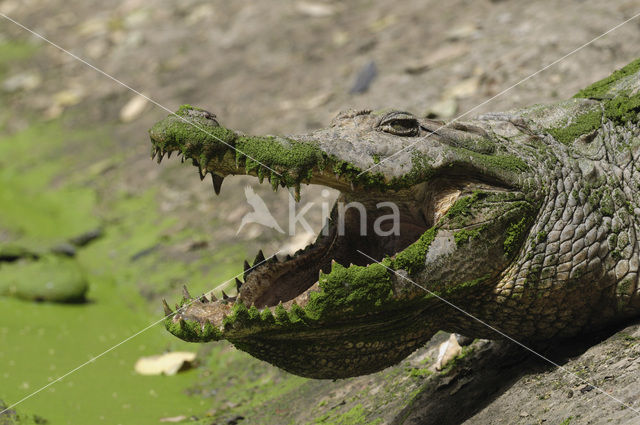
[357,10,640,177]
[0,12,282,177]
[356,249,640,416]
[0,250,281,416]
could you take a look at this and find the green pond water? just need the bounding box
[0,98,244,424]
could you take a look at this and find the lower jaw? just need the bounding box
[229,300,441,378]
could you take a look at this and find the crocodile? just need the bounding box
[149,58,640,379]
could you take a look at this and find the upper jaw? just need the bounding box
[148,105,529,199]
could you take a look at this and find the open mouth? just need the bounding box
[148,106,525,338]
[234,177,500,309]
[156,149,505,328]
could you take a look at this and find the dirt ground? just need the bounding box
[3,0,640,423]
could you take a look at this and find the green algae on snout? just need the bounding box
[546,110,602,145]
[574,58,640,99]
[573,58,640,127]
[0,255,87,302]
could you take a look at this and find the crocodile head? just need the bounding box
[149,104,540,378]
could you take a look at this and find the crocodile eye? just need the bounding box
[377,112,420,136]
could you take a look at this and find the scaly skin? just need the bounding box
[149,59,640,379]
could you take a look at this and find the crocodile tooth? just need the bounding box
[254,250,265,266]
[209,292,218,302]
[199,167,206,181]
[151,148,157,160]
[212,174,224,196]
[181,156,185,163]
[167,151,172,159]
[280,181,286,188]
[200,294,210,303]
[235,278,243,292]
[243,260,251,280]
[162,298,173,316]
[270,176,279,191]
[182,285,192,300]
[222,290,229,300]
[156,152,164,164]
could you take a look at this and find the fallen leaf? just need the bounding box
[134,352,197,376]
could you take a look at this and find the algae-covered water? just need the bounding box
[0,122,225,424]
[0,43,248,423]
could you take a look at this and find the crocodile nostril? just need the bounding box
[185,108,219,126]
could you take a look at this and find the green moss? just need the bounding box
[149,113,237,158]
[572,59,640,126]
[547,110,602,145]
[600,193,615,217]
[611,249,622,261]
[444,192,488,229]
[307,262,394,318]
[536,231,547,243]
[603,93,640,125]
[407,367,434,378]
[392,227,437,275]
[450,147,529,174]
[617,278,633,296]
[236,135,326,185]
[575,58,640,99]
[453,227,484,246]
[504,217,529,258]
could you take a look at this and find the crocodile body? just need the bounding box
[149,59,640,379]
